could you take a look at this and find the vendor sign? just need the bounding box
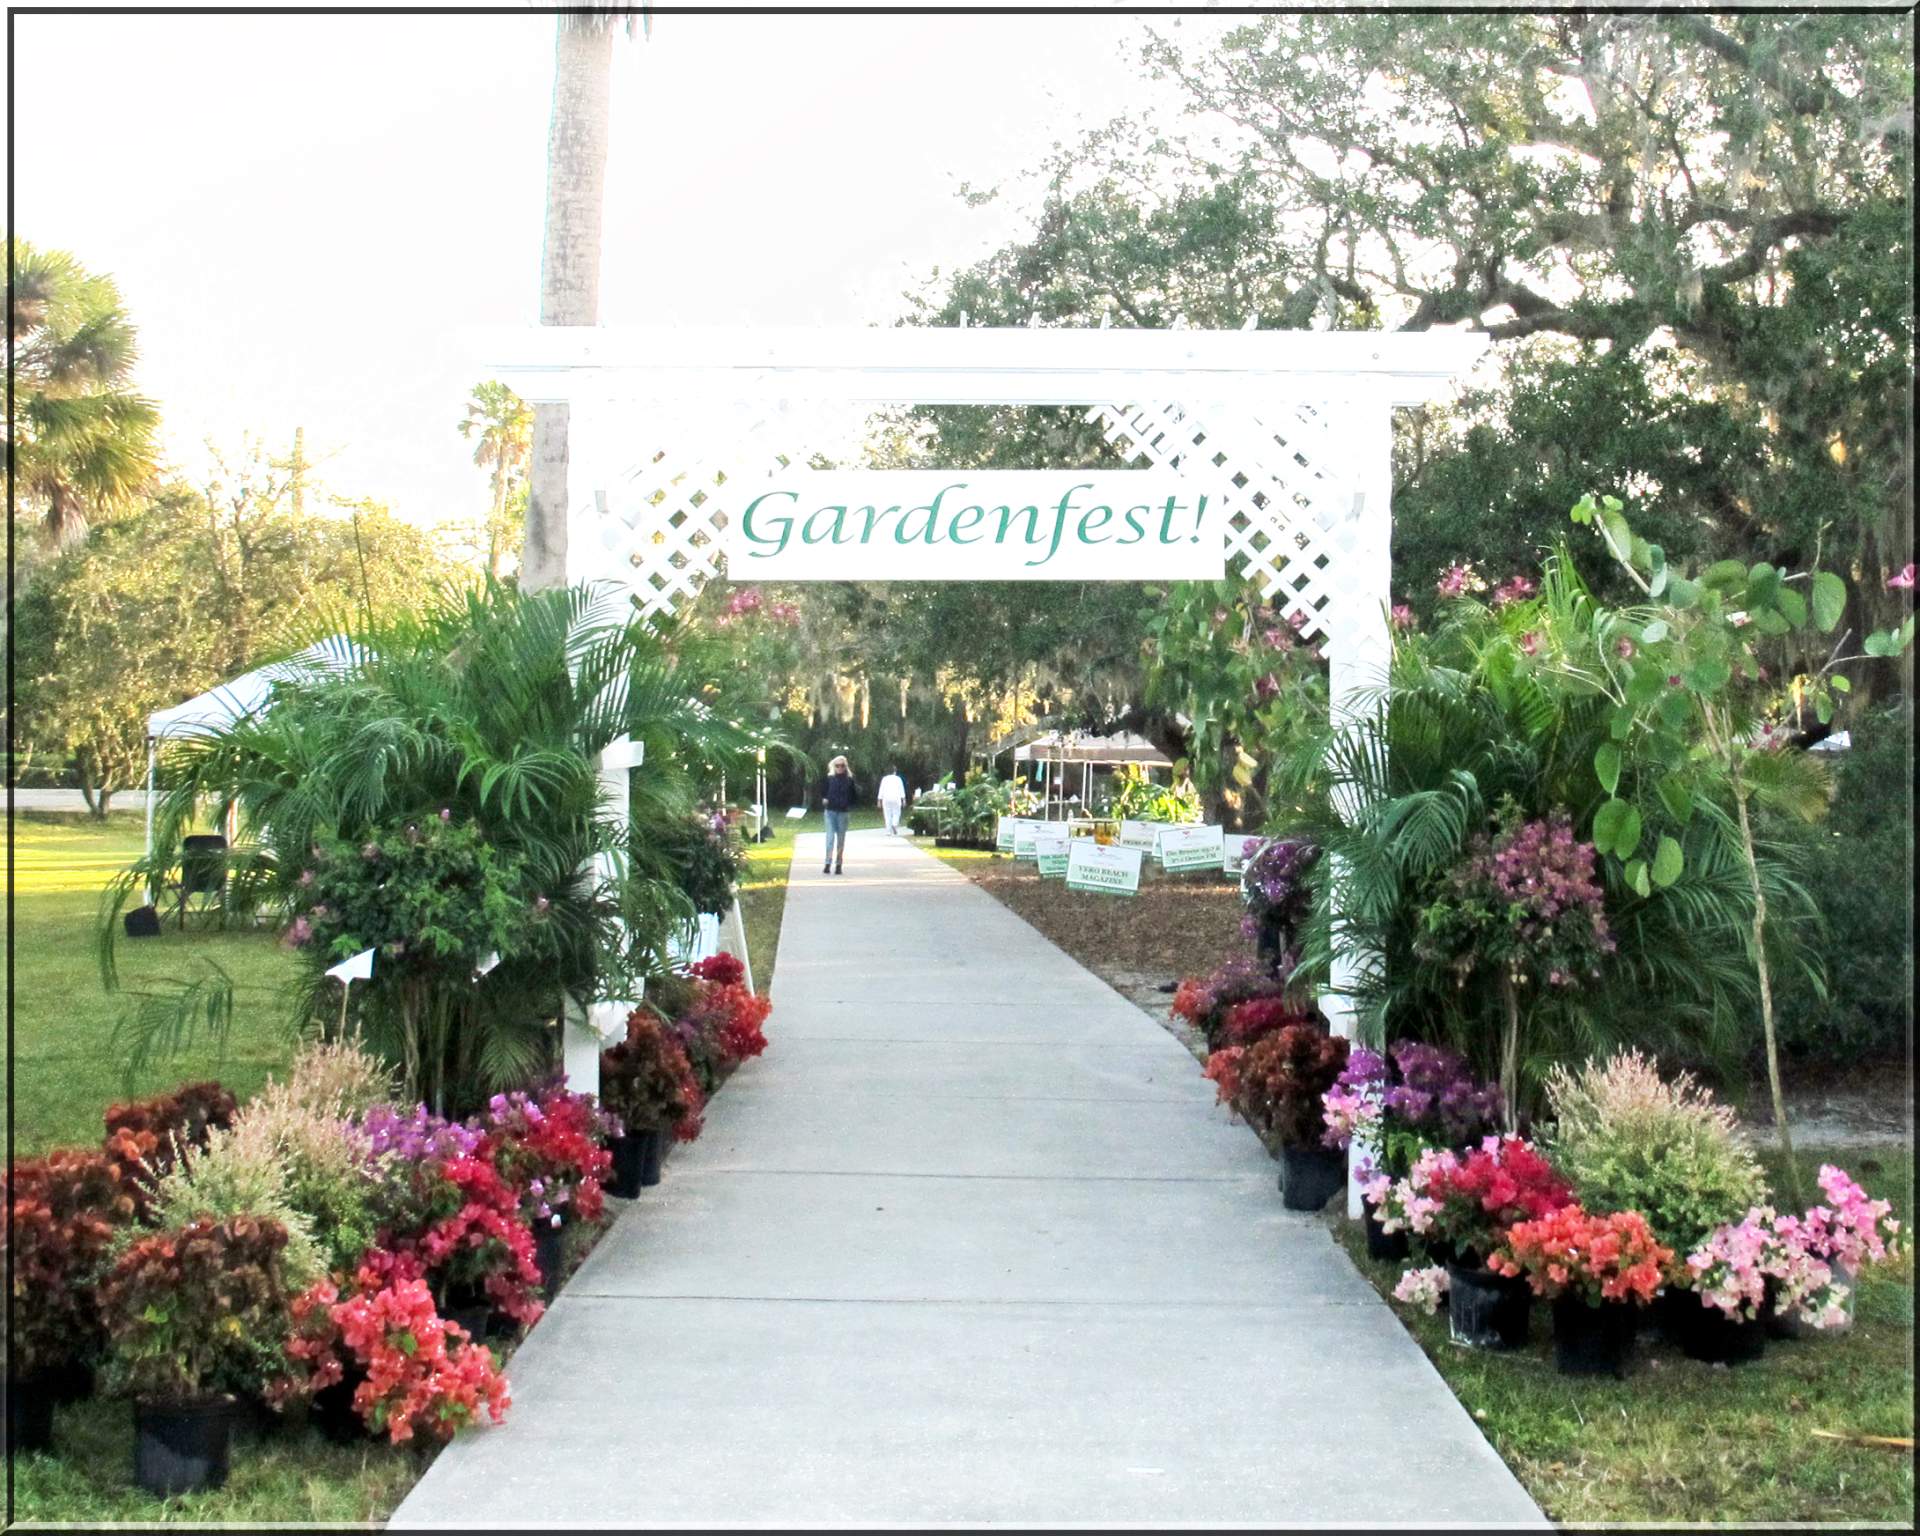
[1223,833,1263,876]
[1117,819,1163,854]
[1159,823,1226,873]
[996,815,1020,852]
[1012,820,1042,859]
[1066,840,1143,896]
[1035,829,1070,879]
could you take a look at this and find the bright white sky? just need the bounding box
[12,4,1201,529]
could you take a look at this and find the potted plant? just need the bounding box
[1333,1040,1503,1263]
[4,1150,139,1451]
[1423,1135,1573,1348]
[1766,1164,1901,1338]
[1493,1204,1671,1376]
[481,1083,615,1297]
[602,1010,707,1197]
[96,1215,296,1495]
[1239,836,1320,971]
[1172,958,1290,1053]
[357,1106,544,1337]
[1541,1051,1769,1342]
[1675,1210,1779,1364]
[275,1257,509,1446]
[1220,1022,1349,1211]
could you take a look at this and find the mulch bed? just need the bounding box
[951,855,1257,1016]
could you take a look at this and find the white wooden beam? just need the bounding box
[473,325,1488,408]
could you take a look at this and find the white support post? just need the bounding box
[1321,395,1396,1218]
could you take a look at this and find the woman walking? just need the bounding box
[821,755,856,875]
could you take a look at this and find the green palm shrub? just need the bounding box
[101,580,770,1108]
[1282,549,1817,1112]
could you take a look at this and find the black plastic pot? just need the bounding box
[1666,1291,1767,1364]
[1277,1143,1346,1212]
[443,1297,492,1343]
[1420,1235,1459,1270]
[235,1391,287,1439]
[44,1359,96,1405]
[1551,1296,1639,1377]
[534,1219,567,1295]
[6,1374,57,1454]
[1446,1262,1532,1350]
[1364,1204,1410,1263]
[310,1373,365,1445]
[610,1128,665,1197]
[133,1396,237,1496]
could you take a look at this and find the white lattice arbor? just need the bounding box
[480,325,1487,1174]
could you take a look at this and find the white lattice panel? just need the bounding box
[1087,399,1374,647]
[570,397,1382,643]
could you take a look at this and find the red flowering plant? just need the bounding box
[666,956,772,1090]
[1218,995,1319,1049]
[4,1149,141,1378]
[275,1258,510,1444]
[481,1082,617,1230]
[354,1106,544,1328]
[1170,957,1289,1051]
[1491,1204,1672,1308]
[1221,1023,1350,1149]
[96,1216,296,1403]
[1422,1135,1574,1266]
[601,1010,707,1142]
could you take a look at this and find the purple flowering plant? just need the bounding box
[1239,837,1321,970]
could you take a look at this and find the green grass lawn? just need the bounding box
[1331,1141,1915,1524]
[7,812,303,1154]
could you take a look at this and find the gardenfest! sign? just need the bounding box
[722,472,1224,581]
[1066,840,1143,896]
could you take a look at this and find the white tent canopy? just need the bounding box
[1013,730,1171,767]
[146,635,366,741]
[142,636,366,873]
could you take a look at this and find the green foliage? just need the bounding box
[1543,1051,1769,1258]
[99,580,774,1111]
[1104,762,1200,824]
[13,455,452,812]
[656,813,745,917]
[1768,703,1914,1065]
[5,239,162,544]
[1285,550,1805,1102]
[146,1127,327,1293]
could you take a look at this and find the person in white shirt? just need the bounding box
[877,767,908,835]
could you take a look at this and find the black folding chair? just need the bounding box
[174,834,229,929]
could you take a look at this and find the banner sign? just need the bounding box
[1066,840,1143,896]
[1159,824,1226,873]
[1035,829,1070,879]
[1117,820,1164,854]
[721,472,1225,582]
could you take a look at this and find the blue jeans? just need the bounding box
[824,810,850,868]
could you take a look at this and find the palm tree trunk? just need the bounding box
[1733,779,1803,1205]
[524,18,616,592]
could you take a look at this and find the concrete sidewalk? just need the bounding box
[392,830,1543,1528]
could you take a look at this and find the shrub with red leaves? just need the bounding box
[602,1012,706,1142]
[96,1215,295,1402]
[103,1082,237,1177]
[1228,1024,1351,1148]
[4,1149,140,1376]
[1219,995,1319,1048]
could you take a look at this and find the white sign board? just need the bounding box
[1034,830,1070,879]
[1012,820,1042,859]
[996,814,1022,853]
[1223,834,1263,876]
[786,806,807,820]
[1066,840,1143,896]
[721,472,1224,582]
[1117,819,1164,854]
[1159,824,1226,873]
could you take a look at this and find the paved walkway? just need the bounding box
[393,831,1542,1528]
